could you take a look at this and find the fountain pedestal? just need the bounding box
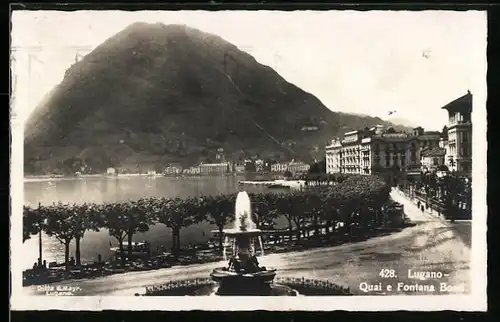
[209,191,298,296]
[210,229,296,296]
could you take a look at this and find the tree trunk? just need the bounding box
[293,220,302,240]
[173,228,180,257]
[119,238,125,268]
[75,235,81,267]
[127,229,134,262]
[176,229,181,253]
[218,226,224,251]
[64,241,70,271]
[286,216,293,241]
[313,215,320,236]
[171,229,177,257]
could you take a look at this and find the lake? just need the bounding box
[22,175,289,269]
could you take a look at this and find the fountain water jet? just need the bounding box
[210,191,297,296]
[233,191,255,231]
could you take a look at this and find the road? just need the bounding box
[22,189,471,296]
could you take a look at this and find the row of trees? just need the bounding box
[24,174,393,270]
[405,171,472,219]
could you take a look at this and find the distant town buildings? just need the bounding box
[199,162,231,175]
[234,164,246,173]
[325,91,473,182]
[106,167,116,175]
[301,126,319,132]
[183,166,201,175]
[255,159,265,172]
[271,160,310,174]
[215,148,225,162]
[164,165,183,176]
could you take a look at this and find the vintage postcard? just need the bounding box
[10,9,487,311]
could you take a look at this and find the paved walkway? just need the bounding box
[391,188,471,248]
[390,188,437,222]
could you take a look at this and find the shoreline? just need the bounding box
[23,173,276,183]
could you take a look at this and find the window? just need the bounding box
[433,158,439,166]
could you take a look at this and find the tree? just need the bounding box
[23,205,45,243]
[309,158,326,174]
[44,203,76,271]
[157,197,200,257]
[23,204,48,266]
[205,194,235,251]
[442,125,448,140]
[251,193,278,230]
[283,170,293,178]
[244,161,256,173]
[124,199,154,261]
[275,192,295,240]
[102,202,129,268]
[289,192,308,240]
[297,191,323,238]
[71,203,102,266]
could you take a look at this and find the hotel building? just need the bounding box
[325,92,473,182]
[326,125,440,185]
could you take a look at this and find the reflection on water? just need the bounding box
[22,176,287,269]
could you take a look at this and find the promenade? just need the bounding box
[21,188,471,296]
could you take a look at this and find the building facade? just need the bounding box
[441,92,473,174]
[199,162,231,175]
[183,166,201,175]
[271,161,310,173]
[164,165,183,176]
[325,138,342,174]
[420,147,446,172]
[325,125,426,184]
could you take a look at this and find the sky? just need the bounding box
[11,10,487,131]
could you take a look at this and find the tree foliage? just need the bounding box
[24,174,394,264]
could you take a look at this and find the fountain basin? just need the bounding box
[210,267,277,282]
[222,229,263,238]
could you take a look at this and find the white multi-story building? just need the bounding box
[441,91,472,174]
[164,165,183,176]
[325,138,342,174]
[183,166,201,175]
[325,125,427,185]
[421,147,447,172]
[271,160,310,174]
[199,162,231,175]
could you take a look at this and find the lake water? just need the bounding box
[22,175,289,269]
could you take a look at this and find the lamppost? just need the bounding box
[38,216,48,267]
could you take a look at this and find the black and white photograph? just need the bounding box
[10,9,487,311]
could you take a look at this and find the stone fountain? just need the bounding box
[210,191,298,296]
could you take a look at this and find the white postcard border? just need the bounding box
[10,10,488,311]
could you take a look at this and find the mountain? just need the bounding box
[385,116,416,128]
[24,23,411,175]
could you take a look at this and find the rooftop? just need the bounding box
[441,91,473,113]
[421,147,446,157]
